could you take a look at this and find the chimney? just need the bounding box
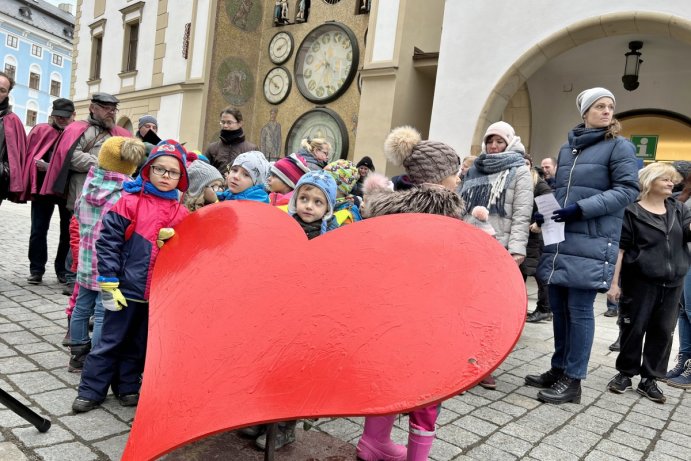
[58,3,73,15]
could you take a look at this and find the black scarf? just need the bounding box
[293,214,322,240]
[220,128,245,145]
[0,97,9,117]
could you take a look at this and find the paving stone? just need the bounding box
[594,438,644,460]
[0,409,40,428]
[660,428,691,448]
[1,331,41,345]
[0,343,15,358]
[428,438,463,460]
[543,426,601,458]
[6,371,65,394]
[435,423,481,449]
[625,410,666,430]
[651,439,687,459]
[485,431,533,457]
[435,407,461,425]
[100,398,136,423]
[0,442,28,461]
[499,421,545,444]
[317,417,362,440]
[644,451,686,461]
[617,420,658,439]
[583,404,625,423]
[583,449,625,461]
[93,434,129,461]
[607,429,652,452]
[0,322,24,333]
[453,415,498,437]
[466,442,517,460]
[471,406,514,426]
[0,356,39,375]
[32,388,80,416]
[15,341,57,355]
[527,442,579,461]
[456,392,493,408]
[61,409,132,441]
[502,392,541,410]
[489,400,527,418]
[11,425,74,447]
[35,442,98,461]
[27,350,68,370]
[442,397,475,415]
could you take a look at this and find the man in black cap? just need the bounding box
[24,98,76,285]
[41,93,131,297]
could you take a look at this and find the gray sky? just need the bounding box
[43,0,77,14]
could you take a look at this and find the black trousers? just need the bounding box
[523,274,550,313]
[28,195,71,276]
[616,275,683,379]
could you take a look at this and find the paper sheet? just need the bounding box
[534,193,565,245]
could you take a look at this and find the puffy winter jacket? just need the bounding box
[96,191,189,301]
[537,125,639,292]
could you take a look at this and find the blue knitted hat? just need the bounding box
[288,170,337,234]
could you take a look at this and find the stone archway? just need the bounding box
[472,12,691,152]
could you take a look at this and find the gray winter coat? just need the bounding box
[537,125,640,292]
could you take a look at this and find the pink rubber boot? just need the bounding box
[356,415,406,461]
[406,423,435,461]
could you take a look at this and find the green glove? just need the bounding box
[100,281,128,311]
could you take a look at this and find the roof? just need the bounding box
[0,0,75,43]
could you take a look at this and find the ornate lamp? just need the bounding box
[622,41,643,91]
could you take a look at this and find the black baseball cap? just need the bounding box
[51,98,75,117]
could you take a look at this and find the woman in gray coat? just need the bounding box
[526,87,639,405]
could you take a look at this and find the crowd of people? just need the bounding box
[1,70,690,460]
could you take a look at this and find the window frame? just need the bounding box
[4,63,16,81]
[52,54,63,67]
[29,72,40,90]
[26,109,37,127]
[6,34,18,49]
[50,79,61,97]
[31,44,42,58]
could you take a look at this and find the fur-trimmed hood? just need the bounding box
[362,185,465,219]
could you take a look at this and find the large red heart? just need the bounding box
[121,201,526,460]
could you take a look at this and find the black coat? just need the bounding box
[520,178,552,277]
[620,198,691,286]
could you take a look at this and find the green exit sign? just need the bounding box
[630,135,658,160]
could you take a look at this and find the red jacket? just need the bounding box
[2,112,28,202]
[20,123,61,201]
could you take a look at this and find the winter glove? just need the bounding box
[157,228,175,249]
[552,204,582,223]
[532,212,544,227]
[99,281,128,311]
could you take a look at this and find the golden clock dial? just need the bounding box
[269,31,294,65]
[263,66,291,105]
[294,23,359,104]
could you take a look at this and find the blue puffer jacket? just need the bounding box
[537,125,639,292]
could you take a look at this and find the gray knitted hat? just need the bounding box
[384,126,460,185]
[187,159,224,196]
[232,150,270,186]
[576,87,615,117]
[138,115,158,129]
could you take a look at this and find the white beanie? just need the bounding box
[187,160,224,196]
[232,151,270,186]
[483,121,515,146]
[576,87,615,117]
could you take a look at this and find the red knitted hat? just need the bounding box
[270,154,310,189]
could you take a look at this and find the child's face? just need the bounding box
[268,174,291,194]
[203,180,224,203]
[295,185,328,223]
[227,165,254,194]
[439,173,461,191]
[149,156,181,192]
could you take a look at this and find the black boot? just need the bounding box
[609,332,621,352]
[62,315,71,347]
[526,310,553,323]
[68,342,91,373]
[537,375,581,404]
[525,368,563,388]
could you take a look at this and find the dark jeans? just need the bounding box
[78,300,148,401]
[617,276,683,379]
[28,195,71,276]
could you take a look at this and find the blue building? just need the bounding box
[0,0,74,132]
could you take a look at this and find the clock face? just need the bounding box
[269,31,293,65]
[286,108,349,162]
[263,66,291,104]
[294,23,359,104]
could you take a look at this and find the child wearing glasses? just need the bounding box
[68,136,147,373]
[72,140,190,414]
[267,153,310,207]
[184,159,225,211]
[217,151,271,203]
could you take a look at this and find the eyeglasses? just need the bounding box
[95,103,119,113]
[206,184,224,192]
[220,120,239,126]
[150,165,181,180]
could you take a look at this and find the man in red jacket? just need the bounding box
[0,71,27,205]
[24,99,76,285]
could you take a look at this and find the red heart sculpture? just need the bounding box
[121,201,526,460]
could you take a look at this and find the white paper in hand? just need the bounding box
[534,193,565,245]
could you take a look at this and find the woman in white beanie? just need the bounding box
[459,120,534,390]
[526,87,639,405]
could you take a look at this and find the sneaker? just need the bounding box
[255,423,296,451]
[637,378,666,403]
[604,307,618,317]
[607,373,632,394]
[526,310,553,323]
[27,274,43,285]
[72,396,103,413]
[117,393,140,407]
[665,354,690,381]
[478,375,497,390]
[667,359,691,389]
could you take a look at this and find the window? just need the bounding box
[4,64,16,81]
[31,44,42,58]
[52,54,63,66]
[50,80,61,97]
[6,35,18,49]
[29,72,40,90]
[90,35,103,79]
[123,21,139,72]
[26,109,37,127]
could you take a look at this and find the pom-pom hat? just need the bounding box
[141,139,189,192]
[97,136,147,176]
[384,126,460,185]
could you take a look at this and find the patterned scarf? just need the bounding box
[460,151,525,217]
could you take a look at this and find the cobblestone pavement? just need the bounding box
[1,201,689,461]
